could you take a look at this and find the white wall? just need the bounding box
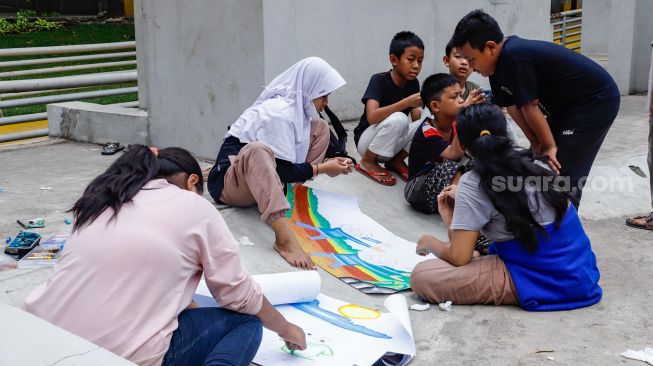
[135,0,265,158]
[135,0,552,158]
[582,0,611,57]
[607,0,653,94]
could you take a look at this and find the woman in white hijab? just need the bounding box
[207,57,352,269]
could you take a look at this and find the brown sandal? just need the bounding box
[355,164,396,186]
[625,212,653,230]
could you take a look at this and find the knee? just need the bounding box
[380,112,410,132]
[242,314,263,345]
[410,260,447,302]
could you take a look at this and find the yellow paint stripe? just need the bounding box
[0,119,49,145]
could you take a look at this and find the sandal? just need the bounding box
[386,164,409,182]
[355,164,396,186]
[101,142,125,155]
[625,212,653,230]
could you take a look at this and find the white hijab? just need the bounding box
[228,57,346,163]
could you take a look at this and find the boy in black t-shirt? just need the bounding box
[404,74,465,214]
[354,31,424,186]
[450,9,620,207]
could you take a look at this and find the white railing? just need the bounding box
[0,41,138,143]
[551,8,582,51]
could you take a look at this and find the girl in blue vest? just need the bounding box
[410,103,602,311]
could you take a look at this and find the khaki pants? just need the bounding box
[410,255,519,305]
[220,118,329,224]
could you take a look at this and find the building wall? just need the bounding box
[607,0,653,94]
[582,0,611,56]
[135,0,265,157]
[135,0,551,158]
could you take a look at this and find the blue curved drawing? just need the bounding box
[295,221,381,248]
[291,300,391,339]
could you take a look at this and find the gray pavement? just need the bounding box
[0,95,652,365]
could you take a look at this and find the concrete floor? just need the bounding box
[0,95,651,365]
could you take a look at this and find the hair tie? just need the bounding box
[149,147,158,156]
[479,130,491,136]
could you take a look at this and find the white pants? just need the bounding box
[356,112,421,162]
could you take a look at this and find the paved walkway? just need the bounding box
[0,95,651,365]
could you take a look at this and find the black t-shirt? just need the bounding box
[354,71,420,145]
[408,118,455,179]
[490,36,619,126]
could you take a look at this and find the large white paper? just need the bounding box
[286,185,435,293]
[194,272,415,366]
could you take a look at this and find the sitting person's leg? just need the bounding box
[220,142,314,269]
[410,255,518,305]
[162,307,262,366]
[386,119,422,181]
[356,112,410,184]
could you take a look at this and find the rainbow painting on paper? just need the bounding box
[286,185,434,294]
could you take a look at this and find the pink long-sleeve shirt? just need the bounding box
[25,179,263,365]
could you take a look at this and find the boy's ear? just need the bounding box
[389,54,399,66]
[485,40,498,55]
[430,100,440,114]
[442,55,450,67]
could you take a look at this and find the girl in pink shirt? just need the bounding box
[25,145,306,366]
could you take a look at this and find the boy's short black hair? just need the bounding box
[444,39,455,57]
[450,9,504,51]
[389,31,424,58]
[421,73,459,107]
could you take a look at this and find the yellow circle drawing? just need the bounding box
[338,304,381,319]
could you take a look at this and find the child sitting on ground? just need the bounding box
[26,145,306,365]
[443,39,484,103]
[410,104,602,311]
[353,31,425,185]
[404,73,464,214]
[207,57,352,270]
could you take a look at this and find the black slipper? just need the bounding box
[101,142,124,155]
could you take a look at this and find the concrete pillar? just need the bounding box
[581,0,611,57]
[607,0,653,95]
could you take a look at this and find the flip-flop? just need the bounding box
[625,212,653,230]
[101,142,124,155]
[355,164,396,186]
[386,164,409,182]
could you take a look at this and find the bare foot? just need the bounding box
[273,241,316,270]
[270,217,316,270]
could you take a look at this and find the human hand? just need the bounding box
[406,92,422,109]
[438,184,457,200]
[279,322,307,351]
[416,235,436,256]
[463,88,486,107]
[437,191,454,222]
[320,157,353,177]
[542,146,561,175]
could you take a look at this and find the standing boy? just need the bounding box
[450,9,620,207]
[354,31,424,185]
[404,73,464,214]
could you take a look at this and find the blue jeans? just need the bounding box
[162,308,262,366]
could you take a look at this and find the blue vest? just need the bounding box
[489,205,602,311]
